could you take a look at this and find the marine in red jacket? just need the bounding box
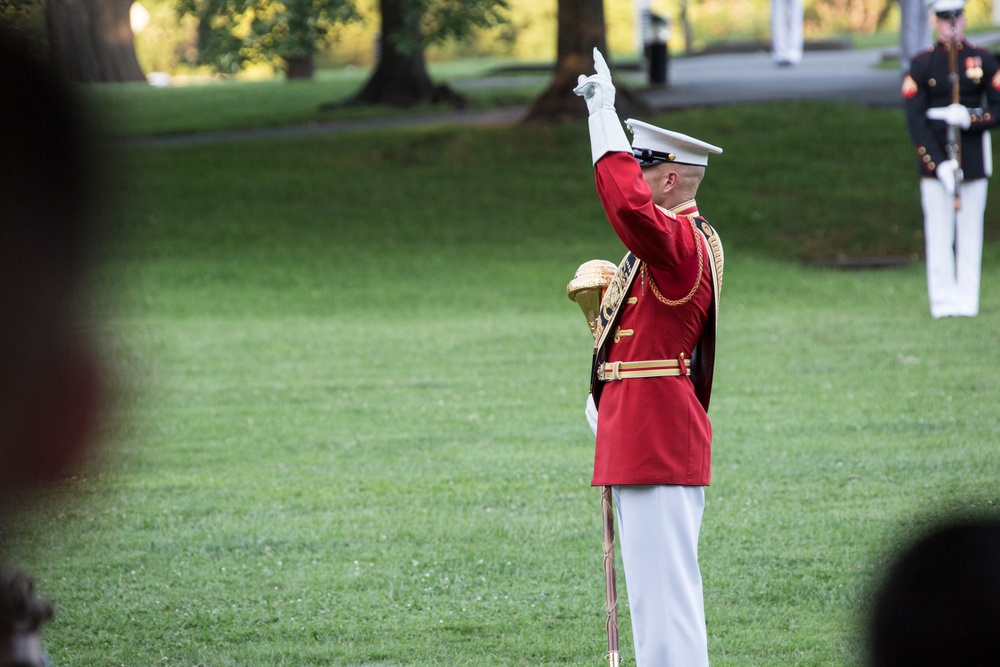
[590,142,722,487]
[575,49,724,667]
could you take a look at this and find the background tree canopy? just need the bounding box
[2,0,997,84]
[176,0,358,76]
[178,0,510,79]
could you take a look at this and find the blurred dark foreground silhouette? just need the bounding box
[1,30,110,667]
[868,516,1000,667]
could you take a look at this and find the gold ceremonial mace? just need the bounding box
[567,260,621,667]
[946,12,964,215]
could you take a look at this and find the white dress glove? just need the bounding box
[573,48,632,164]
[936,158,960,195]
[585,393,598,435]
[573,48,616,115]
[926,103,972,129]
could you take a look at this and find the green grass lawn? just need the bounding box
[85,59,551,139]
[5,100,1000,665]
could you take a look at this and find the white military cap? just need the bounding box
[625,118,723,168]
[927,0,964,16]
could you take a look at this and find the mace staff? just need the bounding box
[947,12,963,212]
[601,485,621,667]
[567,259,621,667]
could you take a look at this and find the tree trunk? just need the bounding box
[345,0,463,107]
[679,0,693,55]
[522,0,650,125]
[285,54,315,80]
[46,0,145,83]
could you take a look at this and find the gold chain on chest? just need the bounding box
[642,215,703,307]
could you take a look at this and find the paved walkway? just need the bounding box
[641,46,903,109]
[643,33,999,109]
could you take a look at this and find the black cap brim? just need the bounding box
[633,148,674,167]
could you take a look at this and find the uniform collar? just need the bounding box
[669,199,700,218]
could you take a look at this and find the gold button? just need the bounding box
[929,78,937,86]
[918,146,927,155]
[923,154,931,162]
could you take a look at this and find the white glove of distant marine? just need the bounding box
[936,158,960,195]
[926,103,972,129]
[573,48,631,165]
[585,393,598,435]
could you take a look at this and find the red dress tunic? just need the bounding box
[591,152,714,487]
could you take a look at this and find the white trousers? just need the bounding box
[771,0,804,65]
[614,485,708,667]
[920,177,988,318]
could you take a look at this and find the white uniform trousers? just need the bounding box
[920,177,988,318]
[614,485,708,667]
[770,0,804,65]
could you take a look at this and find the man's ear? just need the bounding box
[661,169,680,194]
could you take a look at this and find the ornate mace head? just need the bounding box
[567,259,617,341]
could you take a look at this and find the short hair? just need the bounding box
[868,517,1000,666]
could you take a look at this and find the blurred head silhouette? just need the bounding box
[868,516,1000,667]
[0,32,106,526]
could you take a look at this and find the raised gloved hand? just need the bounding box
[585,393,598,435]
[926,103,972,129]
[573,48,631,165]
[936,158,960,194]
[573,48,616,117]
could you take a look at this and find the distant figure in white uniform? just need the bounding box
[771,0,804,66]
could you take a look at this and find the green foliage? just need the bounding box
[681,0,772,46]
[177,0,359,74]
[179,0,510,75]
[342,0,512,63]
[0,0,47,55]
[417,0,511,48]
[7,104,1000,665]
[141,0,986,76]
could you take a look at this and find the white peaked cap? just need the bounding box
[625,118,723,167]
[927,0,964,14]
